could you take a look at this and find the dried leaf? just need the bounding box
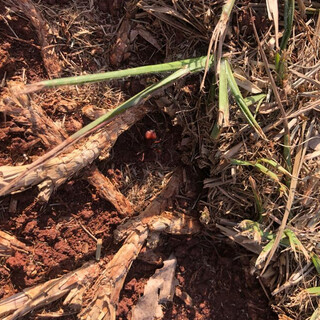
[132,254,178,320]
[265,0,279,48]
[234,72,262,94]
[136,26,161,50]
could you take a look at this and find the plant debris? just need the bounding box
[0,0,319,319]
[132,254,178,320]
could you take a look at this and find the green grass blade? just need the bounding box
[248,176,263,221]
[211,59,229,139]
[200,0,235,89]
[231,159,287,193]
[218,58,229,124]
[305,287,320,295]
[254,163,280,182]
[311,253,320,274]
[239,220,265,242]
[284,133,292,174]
[230,159,252,166]
[239,220,313,265]
[70,67,191,141]
[243,94,266,107]
[0,66,198,197]
[257,159,292,177]
[284,229,309,260]
[280,0,295,51]
[276,0,295,82]
[275,50,286,82]
[231,159,279,181]
[253,231,293,270]
[232,158,291,180]
[255,238,276,269]
[24,55,213,93]
[1,57,214,197]
[225,61,266,139]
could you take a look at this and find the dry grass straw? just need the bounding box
[140,1,320,318]
[36,0,112,74]
[200,0,235,89]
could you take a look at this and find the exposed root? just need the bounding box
[1,84,136,215]
[0,261,100,320]
[85,165,134,216]
[0,230,30,256]
[9,0,61,78]
[1,83,67,148]
[0,104,153,201]
[79,170,200,319]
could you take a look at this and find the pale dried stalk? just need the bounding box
[79,172,181,319]
[265,0,279,49]
[114,172,183,242]
[85,165,134,216]
[1,87,134,213]
[79,226,149,320]
[115,210,201,244]
[0,104,152,200]
[0,230,30,256]
[9,0,61,77]
[80,171,200,320]
[200,0,236,89]
[0,175,200,320]
[0,261,100,320]
[262,121,311,274]
[2,85,67,148]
